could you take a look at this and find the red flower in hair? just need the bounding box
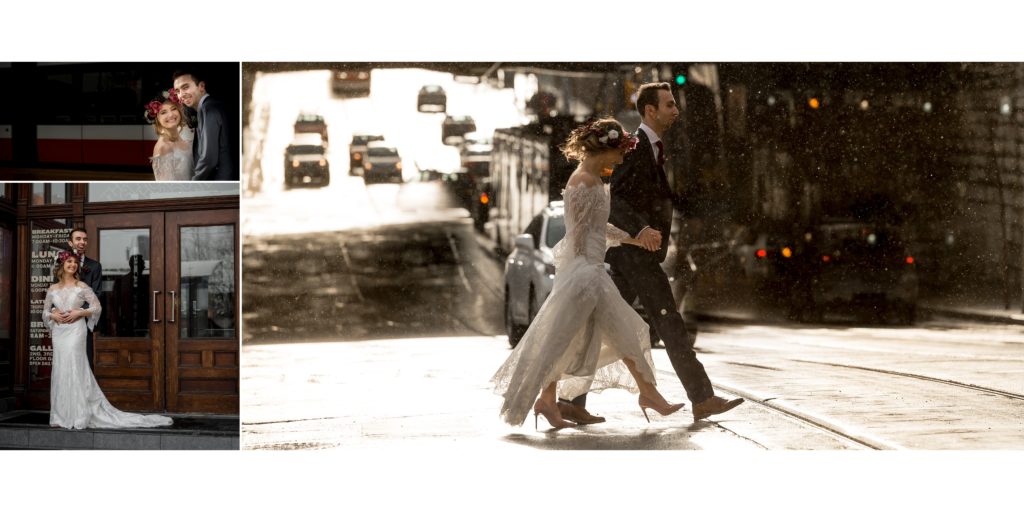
[144,100,163,124]
[143,88,182,125]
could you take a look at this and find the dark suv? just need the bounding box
[790,220,919,324]
[348,133,385,176]
[441,115,476,145]
[283,133,329,189]
[417,85,447,113]
[294,112,328,142]
[363,142,402,184]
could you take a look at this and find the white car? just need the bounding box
[503,201,565,347]
[503,202,688,348]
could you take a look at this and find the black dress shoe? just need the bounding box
[557,402,606,425]
[692,395,744,421]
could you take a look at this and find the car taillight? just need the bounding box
[479,192,490,205]
[821,254,831,263]
[756,249,767,258]
[291,160,299,168]
[905,256,915,265]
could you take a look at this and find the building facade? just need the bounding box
[0,182,239,414]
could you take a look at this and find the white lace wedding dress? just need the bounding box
[43,282,173,429]
[492,183,657,426]
[149,126,194,181]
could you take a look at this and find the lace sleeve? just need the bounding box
[42,286,56,331]
[151,154,175,181]
[564,185,603,257]
[605,223,630,248]
[79,283,102,332]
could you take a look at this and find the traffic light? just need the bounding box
[675,73,686,86]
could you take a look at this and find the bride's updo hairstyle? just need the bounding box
[53,251,80,283]
[144,88,185,143]
[559,117,640,162]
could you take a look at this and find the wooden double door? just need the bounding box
[86,209,238,414]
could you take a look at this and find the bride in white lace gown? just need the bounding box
[492,118,685,428]
[43,251,173,429]
[148,96,193,181]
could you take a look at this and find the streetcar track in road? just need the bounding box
[446,230,472,292]
[661,370,899,449]
[792,359,1024,401]
[340,242,365,302]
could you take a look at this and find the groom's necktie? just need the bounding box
[655,140,666,168]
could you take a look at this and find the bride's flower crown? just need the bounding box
[574,119,639,152]
[144,88,183,124]
[56,250,77,264]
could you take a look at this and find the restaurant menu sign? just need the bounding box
[29,224,70,380]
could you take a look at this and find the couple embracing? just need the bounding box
[148,69,236,181]
[492,82,744,429]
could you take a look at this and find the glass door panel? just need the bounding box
[87,212,164,412]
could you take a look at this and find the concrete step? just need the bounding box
[0,411,238,450]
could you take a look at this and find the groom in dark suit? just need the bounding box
[173,69,237,181]
[67,228,103,370]
[560,82,743,424]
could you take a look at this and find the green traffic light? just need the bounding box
[675,74,686,85]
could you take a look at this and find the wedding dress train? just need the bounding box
[43,283,173,429]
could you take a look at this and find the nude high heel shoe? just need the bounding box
[534,399,575,429]
[638,395,685,423]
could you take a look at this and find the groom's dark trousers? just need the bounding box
[605,245,713,404]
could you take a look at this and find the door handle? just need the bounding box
[169,291,176,323]
[153,290,161,322]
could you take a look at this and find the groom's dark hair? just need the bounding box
[172,68,205,87]
[636,82,671,118]
[68,227,87,241]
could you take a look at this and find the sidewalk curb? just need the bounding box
[919,306,1024,326]
[692,307,1024,327]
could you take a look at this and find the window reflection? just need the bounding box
[30,183,68,205]
[98,229,150,338]
[179,225,235,339]
[89,183,239,202]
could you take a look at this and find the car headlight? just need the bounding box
[353,153,362,161]
[365,163,372,170]
[395,162,402,171]
[319,159,327,166]
[292,160,299,168]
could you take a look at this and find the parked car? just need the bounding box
[363,142,403,184]
[732,229,797,297]
[283,133,329,189]
[331,69,371,97]
[441,115,476,145]
[294,112,328,142]
[348,133,385,176]
[417,85,446,113]
[790,220,919,324]
[504,201,565,347]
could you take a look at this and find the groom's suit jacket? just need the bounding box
[79,254,103,298]
[607,129,687,263]
[192,95,237,181]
